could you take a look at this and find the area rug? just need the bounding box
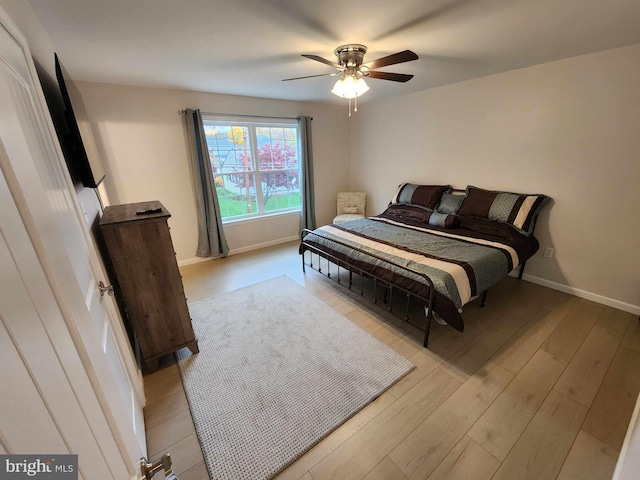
[176,275,414,480]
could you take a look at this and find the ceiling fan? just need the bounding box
[283,44,419,115]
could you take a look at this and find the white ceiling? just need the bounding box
[28,0,640,104]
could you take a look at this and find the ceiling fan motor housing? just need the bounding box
[334,44,368,70]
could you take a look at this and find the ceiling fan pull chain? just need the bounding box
[354,94,358,113]
[348,97,352,117]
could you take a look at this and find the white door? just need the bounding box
[0,7,145,480]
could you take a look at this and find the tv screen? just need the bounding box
[53,53,105,188]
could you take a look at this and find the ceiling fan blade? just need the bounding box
[363,50,419,70]
[302,54,343,69]
[367,71,414,82]
[281,72,339,81]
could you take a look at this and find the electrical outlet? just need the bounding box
[543,247,554,258]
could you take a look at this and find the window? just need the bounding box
[202,118,301,222]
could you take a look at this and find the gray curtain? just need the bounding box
[298,116,316,234]
[184,109,229,257]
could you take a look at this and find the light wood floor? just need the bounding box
[143,241,640,480]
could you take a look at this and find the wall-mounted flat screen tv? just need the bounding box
[53,53,105,188]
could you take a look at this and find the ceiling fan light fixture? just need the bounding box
[285,44,417,117]
[331,74,369,99]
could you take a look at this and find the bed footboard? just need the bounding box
[301,228,438,347]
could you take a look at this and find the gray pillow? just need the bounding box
[437,193,465,215]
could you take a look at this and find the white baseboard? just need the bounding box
[228,235,300,256]
[510,271,640,316]
[177,235,300,267]
[177,256,214,267]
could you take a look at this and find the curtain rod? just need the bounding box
[178,110,312,121]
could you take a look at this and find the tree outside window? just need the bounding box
[203,120,301,220]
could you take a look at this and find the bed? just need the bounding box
[300,184,548,347]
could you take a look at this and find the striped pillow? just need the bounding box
[428,211,460,229]
[457,186,549,236]
[382,204,460,228]
[390,183,451,210]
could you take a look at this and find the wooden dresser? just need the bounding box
[100,201,198,372]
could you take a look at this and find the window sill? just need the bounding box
[222,209,301,226]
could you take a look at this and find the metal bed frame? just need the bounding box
[300,220,530,347]
[303,229,492,347]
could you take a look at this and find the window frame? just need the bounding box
[202,116,301,223]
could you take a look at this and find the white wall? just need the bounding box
[77,82,351,262]
[351,44,640,313]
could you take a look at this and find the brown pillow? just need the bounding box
[457,186,549,236]
[390,183,451,210]
[457,187,499,218]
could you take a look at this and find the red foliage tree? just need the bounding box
[229,142,299,205]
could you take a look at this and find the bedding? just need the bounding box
[301,205,539,332]
[436,192,465,215]
[457,186,549,236]
[390,183,451,209]
[385,204,460,228]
